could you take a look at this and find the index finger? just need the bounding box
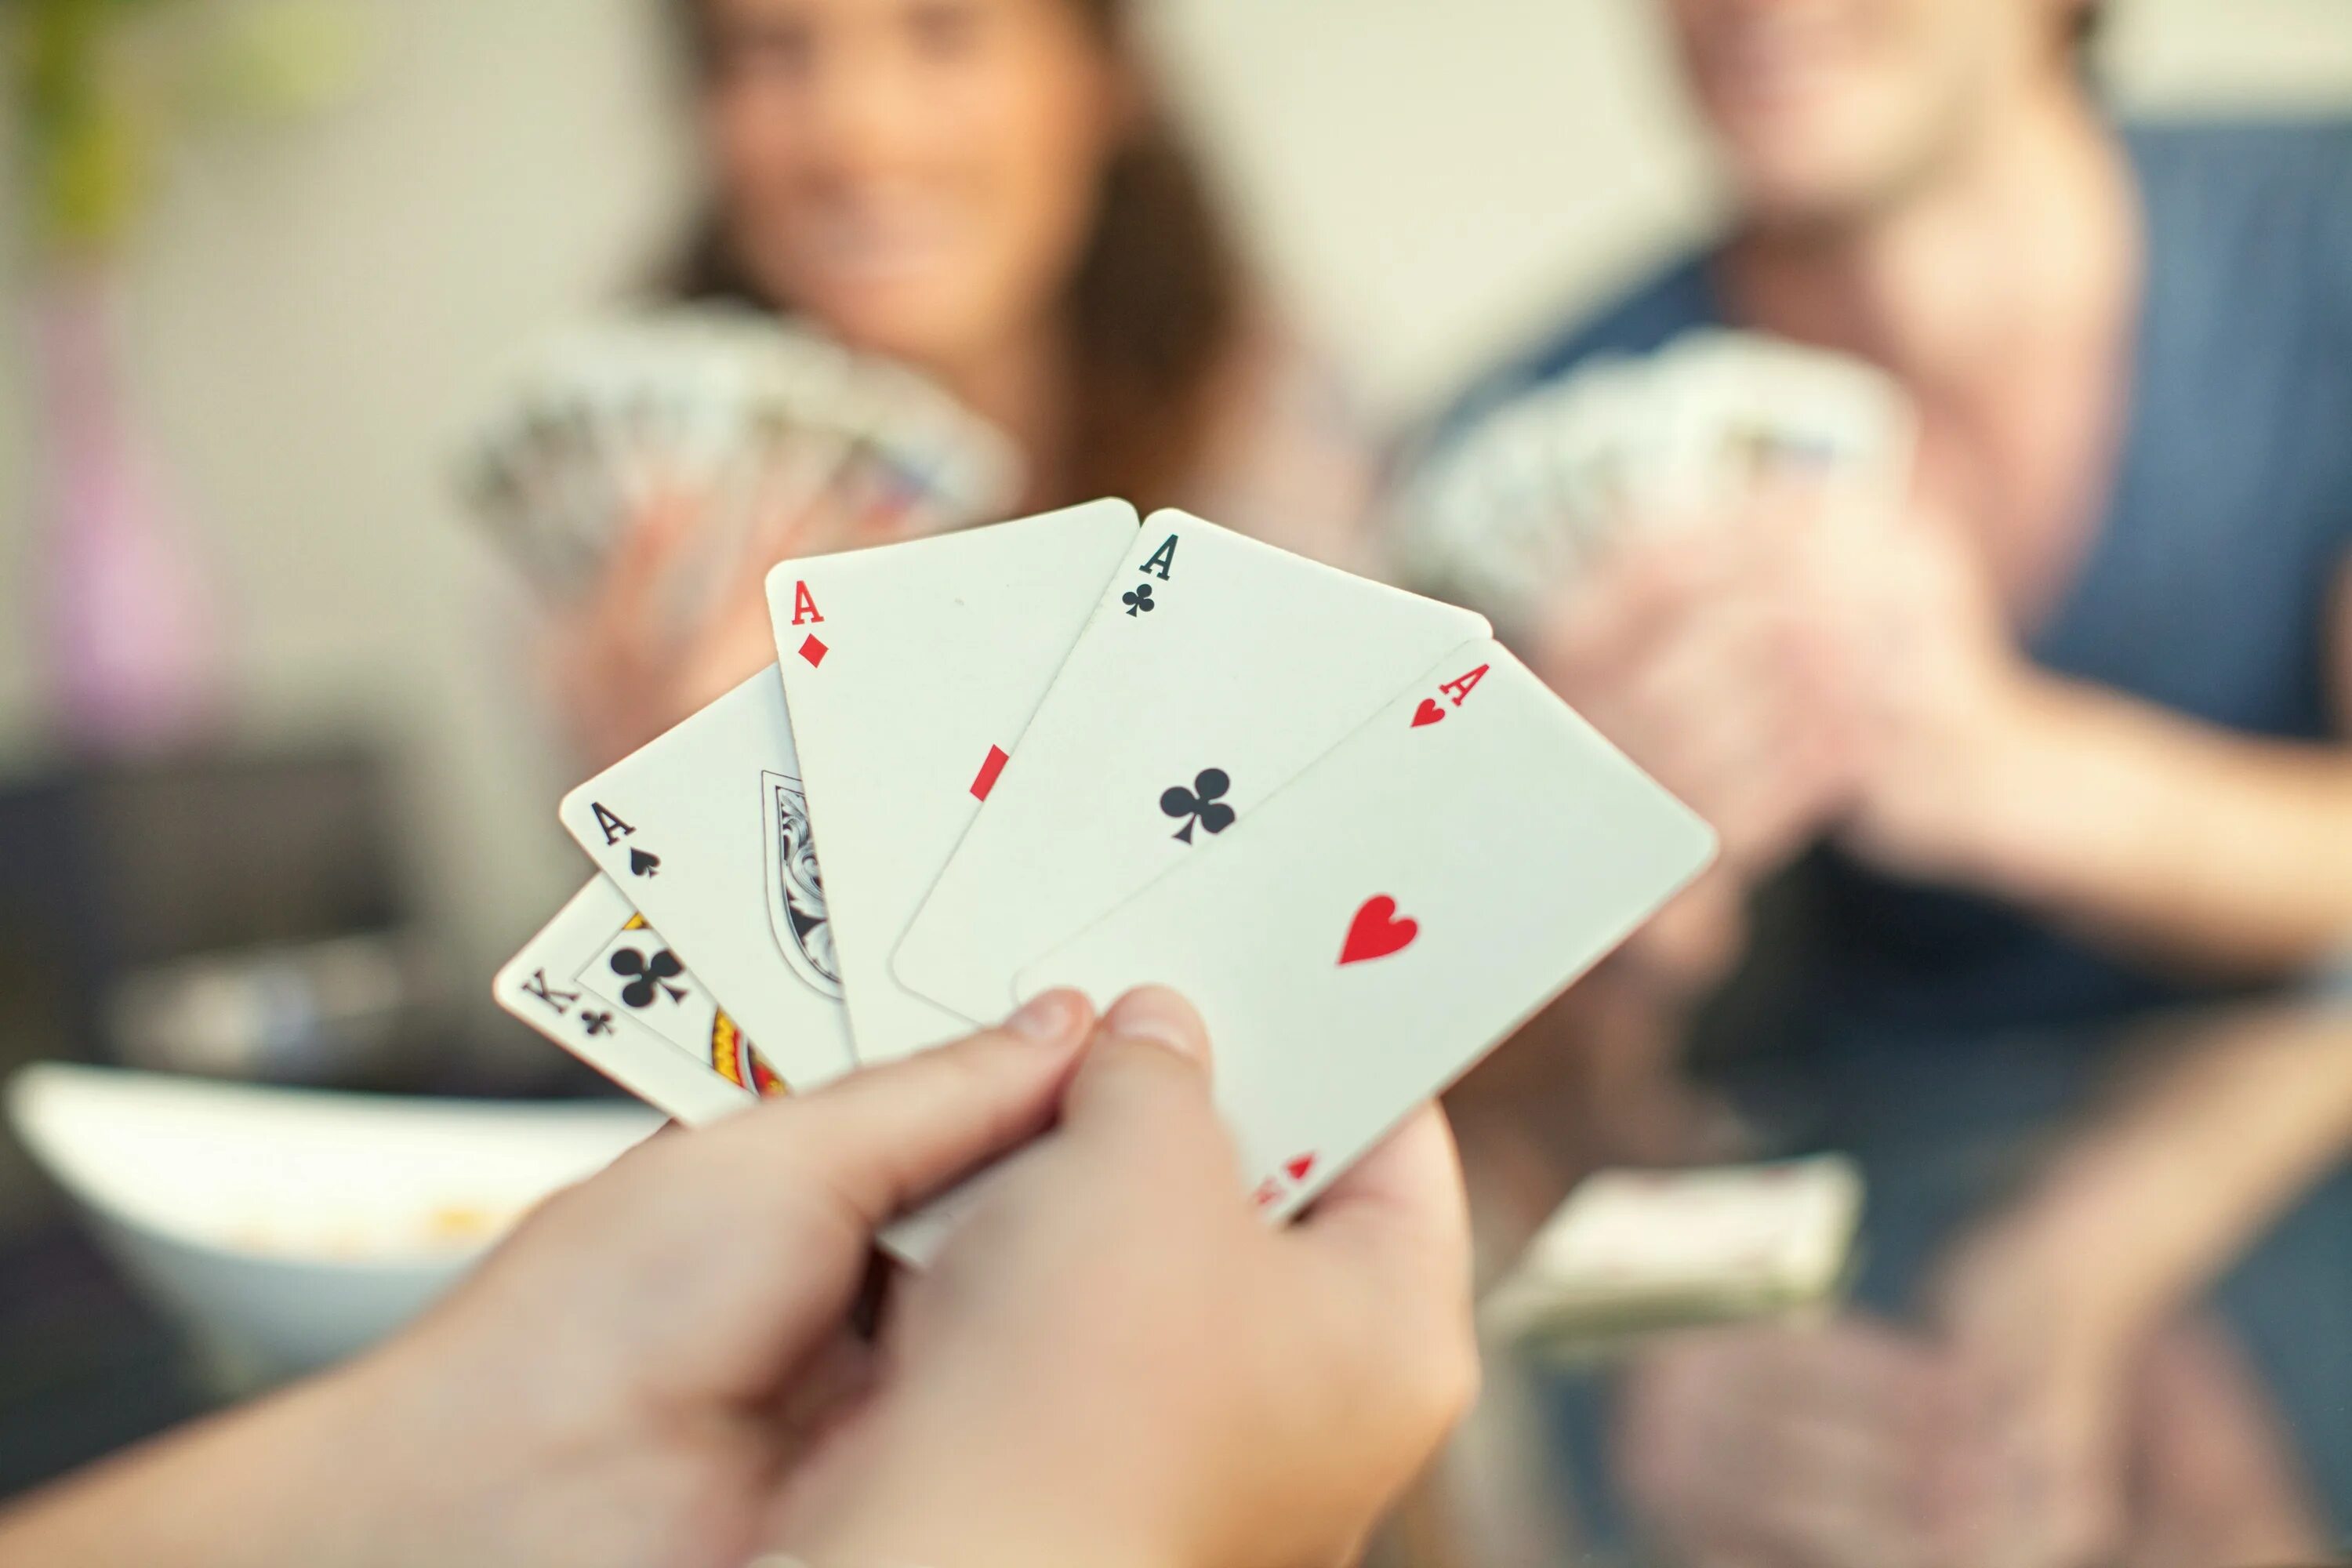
[695,991,1096,1239]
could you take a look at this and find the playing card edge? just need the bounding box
[760,495,1142,618]
[1138,506,1494,641]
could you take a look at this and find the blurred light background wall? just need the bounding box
[5,0,2351,1043]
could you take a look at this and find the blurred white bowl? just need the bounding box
[5,1063,662,1384]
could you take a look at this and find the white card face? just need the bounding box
[493,876,782,1125]
[557,668,856,1091]
[895,511,1490,1024]
[768,499,1141,1062]
[1016,641,1715,1221]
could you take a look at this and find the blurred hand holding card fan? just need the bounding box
[1392,329,1917,646]
[459,304,1022,615]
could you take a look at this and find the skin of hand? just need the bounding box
[1526,483,1889,1001]
[1926,1213,2135,1568]
[2122,1315,2329,1567]
[1820,507,2352,972]
[543,481,873,769]
[1613,1318,1998,1568]
[0,987,1475,1568]
[781,987,1480,1568]
[1531,488,1878,884]
[1533,472,2049,895]
[1911,999,2352,1567]
[1810,494,2062,887]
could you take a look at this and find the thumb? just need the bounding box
[1058,985,1228,1162]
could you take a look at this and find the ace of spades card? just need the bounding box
[560,668,855,1090]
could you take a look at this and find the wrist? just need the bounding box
[241,1347,458,1566]
[784,1437,1199,1568]
[1892,670,2096,891]
[1946,1175,2160,1374]
[0,1350,419,1568]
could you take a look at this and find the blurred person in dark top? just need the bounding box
[1410,0,2352,1563]
[549,0,1370,767]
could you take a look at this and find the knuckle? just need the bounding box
[1084,1031,1213,1112]
[925,1029,1023,1098]
[765,1138,898,1240]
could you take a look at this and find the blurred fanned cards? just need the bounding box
[496,495,1711,1261]
[1392,328,1916,645]
[459,305,1022,606]
[1480,1156,1865,1359]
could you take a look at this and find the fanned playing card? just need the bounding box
[895,511,1490,1023]
[1016,640,1715,1221]
[558,668,855,1090]
[493,876,786,1124]
[767,499,1139,1062]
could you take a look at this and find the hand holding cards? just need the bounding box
[1393,328,1916,644]
[497,499,1715,1255]
[460,306,1024,607]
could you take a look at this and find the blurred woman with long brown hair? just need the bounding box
[548,0,1370,765]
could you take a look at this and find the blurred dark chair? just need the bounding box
[0,741,448,1088]
[0,740,451,1499]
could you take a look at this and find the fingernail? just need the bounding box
[1102,985,1208,1065]
[1004,988,1086,1044]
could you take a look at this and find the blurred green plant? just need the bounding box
[8,0,370,256]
